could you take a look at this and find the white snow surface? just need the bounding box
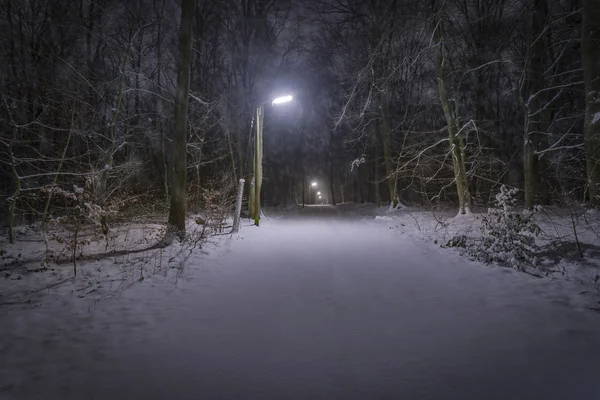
[2,205,600,399]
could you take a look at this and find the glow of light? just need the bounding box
[317,191,321,195]
[311,182,317,187]
[272,95,293,105]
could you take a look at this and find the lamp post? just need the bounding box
[309,181,317,204]
[251,94,293,226]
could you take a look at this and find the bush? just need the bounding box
[42,184,117,272]
[189,174,236,233]
[447,186,541,271]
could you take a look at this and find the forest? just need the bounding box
[0,0,598,237]
[2,2,600,398]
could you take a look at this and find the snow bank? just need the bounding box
[0,217,226,309]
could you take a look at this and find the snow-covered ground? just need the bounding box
[315,202,600,284]
[1,205,600,399]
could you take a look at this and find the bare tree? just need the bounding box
[582,0,600,207]
[433,0,471,214]
[168,0,196,235]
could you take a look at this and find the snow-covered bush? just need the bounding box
[42,184,118,273]
[447,186,541,271]
[41,183,118,228]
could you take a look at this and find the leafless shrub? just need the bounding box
[432,207,450,232]
[191,174,237,234]
[40,183,118,275]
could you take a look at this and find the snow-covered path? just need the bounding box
[2,206,600,399]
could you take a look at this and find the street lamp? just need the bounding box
[309,181,318,204]
[251,94,293,226]
[272,95,293,105]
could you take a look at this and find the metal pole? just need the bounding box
[254,104,264,226]
[247,112,256,219]
[232,178,245,233]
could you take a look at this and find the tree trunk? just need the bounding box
[248,173,255,217]
[8,144,20,245]
[583,0,600,207]
[236,113,246,181]
[523,0,547,210]
[373,124,382,207]
[434,2,471,214]
[367,162,372,203]
[301,124,306,208]
[329,160,336,206]
[98,27,133,234]
[247,141,255,217]
[155,0,169,198]
[168,0,195,235]
[375,155,381,207]
[380,91,398,207]
[301,171,305,207]
[329,128,337,206]
[226,127,237,183]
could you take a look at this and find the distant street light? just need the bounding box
[251,94,294,226]
[317,191,321,195]
[309,181,318,204]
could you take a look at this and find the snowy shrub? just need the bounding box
[447,186,541,271]
[40,183,118,227]
[42,184,118,274]
[446,234,468,248]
